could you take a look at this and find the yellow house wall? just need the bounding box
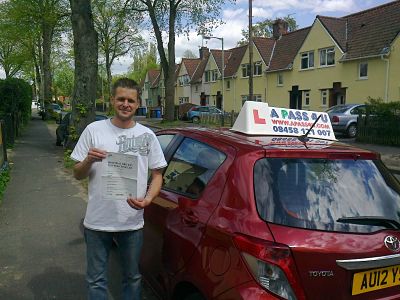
[225,45,268,112]
[175,64,187,102]
[267,19,390,111]
[388,36,400,101]
[208,54,222,107]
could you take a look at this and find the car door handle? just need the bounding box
[181,210,199,227]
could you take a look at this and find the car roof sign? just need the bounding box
[231,101,337,141]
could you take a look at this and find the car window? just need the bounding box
[95,115,108,121]
[350,106,366,115]
[326,106,348,113]
[199,107,209,112]
[210,108,219,113]
[157,134,175,153]
[254,158,400,233]
[163,138,226,198]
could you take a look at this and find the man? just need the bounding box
[71,78,167,299]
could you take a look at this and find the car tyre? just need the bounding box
[56,138,62,146]
[192,116,200,123]
[347,123,357,138]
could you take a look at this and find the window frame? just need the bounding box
[319,47,335,67]
[321,89,328,107]
[241,63,251,78]
[300,51,314,70]
[277,73,283,86]
[254,61,262,76]
[303,90,310,106]
[359,62,368,79]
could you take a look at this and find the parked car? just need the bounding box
[186,106,222,123]
[142,102,400,300]
[56,112,108,146]
[326,104,366,138]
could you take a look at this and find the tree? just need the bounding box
[127,43,158,83]
[2,0,69,104]
[237,15,298,46]
[92,0,144,104]
[128,0,234,120]
[53,61,74,99]
[69,0,98,145]
[182,49,196,59]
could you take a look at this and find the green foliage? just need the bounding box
[0,167,10,202]
[53,61,74,98]
[357,98,400,146]
[63,149,75,169]
[0,78,32,123]
[238,15,298,46]
[127,43,159,83]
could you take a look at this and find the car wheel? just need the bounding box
[192,116,200,123]
[347,123,357,138]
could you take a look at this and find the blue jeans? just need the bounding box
[84,228,143,300]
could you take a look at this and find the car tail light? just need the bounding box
[233,234,305,300]
[331,116,339,123]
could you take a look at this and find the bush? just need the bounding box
[0,78,32,124]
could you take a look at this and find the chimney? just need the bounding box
[273,19,288,40]
[199,46,209,60]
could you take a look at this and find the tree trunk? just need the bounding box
[70,0,98,144]
[42,23,53,104]
[105,55,112,104]
[163,5,177,121]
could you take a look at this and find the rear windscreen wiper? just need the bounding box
[337,216,400,230]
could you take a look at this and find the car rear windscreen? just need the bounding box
[254,158,400,233]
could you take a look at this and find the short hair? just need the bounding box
[111,78,141,97]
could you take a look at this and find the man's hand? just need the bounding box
[86,148,107,163]
[127,197,152,210]
[73,148,106,180]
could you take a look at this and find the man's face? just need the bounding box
[111,87,139,122]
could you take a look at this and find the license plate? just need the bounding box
[352,265,400,295]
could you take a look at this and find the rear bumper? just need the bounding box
[214,281,281,300]
[332,124,347,133]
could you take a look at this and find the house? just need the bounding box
[142,69,161,108]
[266,0,400,110]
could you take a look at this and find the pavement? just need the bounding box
[0,114,157,299]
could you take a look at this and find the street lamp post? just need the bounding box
[203,36,224,112]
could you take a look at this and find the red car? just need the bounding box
[141,102,400,300]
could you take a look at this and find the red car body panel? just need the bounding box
[141,127,400,300]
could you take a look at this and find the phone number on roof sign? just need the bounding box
[272,126,332,137]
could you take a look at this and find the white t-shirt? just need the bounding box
[71,119,167,231]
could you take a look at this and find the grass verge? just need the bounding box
[64,149,88,191]
[0,167,10,203]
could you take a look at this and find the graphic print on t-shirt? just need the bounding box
[116,132,153,155]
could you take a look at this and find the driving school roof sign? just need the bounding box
[231,101,336,141]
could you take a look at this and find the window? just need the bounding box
[212,69,219,82]
[321,89,328,106]
[241,94,262,105]
[205,71,210,83]
[195,85,199,92]
[226,80,230,90]
[350,105,366,115]
[359,62,368,79]
[179,97,189,104]
[277,73,283,86]
[146,99,153,107]
[301,51,314,69]
[254,158,400,233]
[320,48,335,66]
[156,134,175,153]
[163,138,226,198]
[303,90,310,106]
[241,64,251,77]
[254,61,262,76]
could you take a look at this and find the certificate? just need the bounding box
[101,152,138,201]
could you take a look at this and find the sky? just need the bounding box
[0,0,394,78]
